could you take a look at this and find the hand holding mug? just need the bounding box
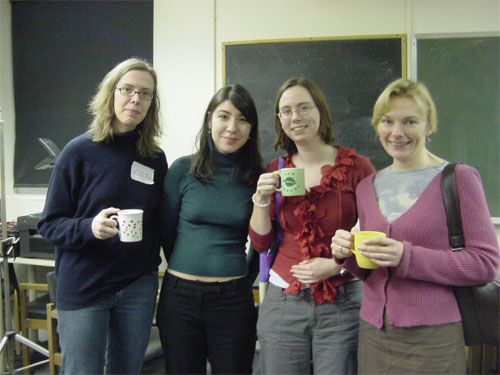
[357,235,404,268]
[92,207,120,240]
[253,171,279,207]
[332,229,355,260]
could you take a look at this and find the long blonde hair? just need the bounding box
[88,58,162,158]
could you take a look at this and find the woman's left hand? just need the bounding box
[358,237,404,267]
[291,257,342,284]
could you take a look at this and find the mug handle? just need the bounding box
[274,170,283,192]
[109,215,120,237]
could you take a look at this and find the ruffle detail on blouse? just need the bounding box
[283,146,356,304]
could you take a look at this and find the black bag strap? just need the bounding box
[441,163,465,250]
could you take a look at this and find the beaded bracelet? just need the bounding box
[252,193,271,208]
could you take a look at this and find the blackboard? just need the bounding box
[11,0,153,187]
[223,35,406,170]
[416,34,499,218]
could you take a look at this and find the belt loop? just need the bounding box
[281,288,286,300]
[167,273,179,289]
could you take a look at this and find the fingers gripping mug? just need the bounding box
[352,231,386,269]
[110,209,143,242]
[275,168,305,197]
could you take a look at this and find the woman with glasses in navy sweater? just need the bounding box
[38,58,167,375]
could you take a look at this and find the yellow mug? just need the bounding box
[353,231,386,269]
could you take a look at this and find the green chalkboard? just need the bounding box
[223,35,406,170]
[416,34,500,218]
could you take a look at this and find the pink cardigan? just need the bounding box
[344,164,499,329]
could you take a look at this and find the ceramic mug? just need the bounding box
[110,209,143,242]
[275,168,305,197]
[352,231,386,269]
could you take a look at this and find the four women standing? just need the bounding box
[39,63,498,375]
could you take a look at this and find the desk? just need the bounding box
[8,256,55,291]
[8,257,55,268]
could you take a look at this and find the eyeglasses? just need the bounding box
[277,103,316,119]
[116,87,154,100]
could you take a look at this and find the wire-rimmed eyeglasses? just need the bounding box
[115,87,154,100]
[277,103,316,119]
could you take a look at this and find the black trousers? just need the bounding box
[156,273,258,375]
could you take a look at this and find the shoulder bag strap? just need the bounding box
[441,162,465,250]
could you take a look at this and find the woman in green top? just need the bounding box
[157,84,263,374]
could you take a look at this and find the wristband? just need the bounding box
[252,193,270,208]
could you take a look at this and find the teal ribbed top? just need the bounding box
[161,152,255,277]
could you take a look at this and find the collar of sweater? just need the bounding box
[214,147,244,168]
[110,124,142,148]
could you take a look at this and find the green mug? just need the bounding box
[275,168,305,196]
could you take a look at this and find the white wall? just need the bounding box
[2,0,500,240]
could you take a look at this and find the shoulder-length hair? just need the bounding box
[371,78,437,134]
[273,77,334,154]
[88,57,162,158]
[190,84,263,185]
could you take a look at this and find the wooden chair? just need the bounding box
[1,289,21,355]
[19,282,50,369]
[46,302,61,374]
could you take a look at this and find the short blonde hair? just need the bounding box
[371,78,437,134]
[88,57,162,158]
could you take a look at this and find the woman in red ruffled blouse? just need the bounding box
[249,77,375,374]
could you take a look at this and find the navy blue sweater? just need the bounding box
[38,128,168,310]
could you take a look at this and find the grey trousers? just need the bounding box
[257,281,362,375]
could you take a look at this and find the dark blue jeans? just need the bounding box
[57,272,158,375]
[157,273,257,375]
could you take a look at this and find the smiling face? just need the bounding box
[209,100,251,154]
[112,70,154,133]
[377,96,431,169]
[278,85,321,145]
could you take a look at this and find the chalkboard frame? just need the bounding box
[222,34,407,171]
[413,32,500,221]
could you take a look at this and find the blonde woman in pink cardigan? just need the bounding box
[331,78,499,374]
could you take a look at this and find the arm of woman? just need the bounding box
[291,258,343,284]
[249,171,278,235]
[249,159,281,251]
[37,147,114,250]
[365,165,499,286]
[160,157,187,261]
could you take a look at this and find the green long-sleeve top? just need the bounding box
[161,152,256,277]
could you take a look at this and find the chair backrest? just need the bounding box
[46,271,56,303]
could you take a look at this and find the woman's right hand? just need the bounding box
[253,171,279,206]
[331,229,354,259]
[91,207,120,240]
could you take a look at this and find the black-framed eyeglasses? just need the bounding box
[277,103,316,119]
[116,87,154,100]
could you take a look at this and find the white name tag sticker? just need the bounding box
[131,161,154,185]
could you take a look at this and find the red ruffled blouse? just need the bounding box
[249,145,375,304]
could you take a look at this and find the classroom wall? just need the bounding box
[1,0,499,241]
